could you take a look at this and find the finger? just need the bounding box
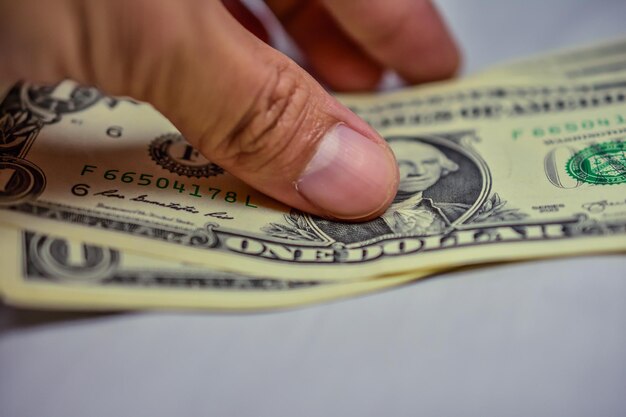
[157,2,398,220]
[34,0,397,220]
[320,0,461,84]
[266,0,383,91]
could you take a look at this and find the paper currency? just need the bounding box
[0,226,425,310]
[473,37,626,83]
[0,39,625,284]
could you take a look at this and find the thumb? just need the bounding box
[2,0,399,220]
[137,2,399,220]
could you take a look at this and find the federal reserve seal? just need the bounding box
[149,133,224,178]
[566,141,626,185]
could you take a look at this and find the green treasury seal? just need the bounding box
[566,141,626,185]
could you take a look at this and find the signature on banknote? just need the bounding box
[92,189,233,219]
[582,199,626,213]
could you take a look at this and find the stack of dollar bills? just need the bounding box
[1,39,625,311]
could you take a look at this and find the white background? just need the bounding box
[2,1,626,416]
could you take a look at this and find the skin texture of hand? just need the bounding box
[0,0,459,221]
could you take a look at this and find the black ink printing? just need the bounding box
[94,189,125,199]
[131,194,200,214]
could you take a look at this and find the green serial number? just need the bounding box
[511,114,626,140]
[80,165,257,207]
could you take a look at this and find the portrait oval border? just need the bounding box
[304,132,492,248]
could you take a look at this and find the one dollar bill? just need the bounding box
[0,225,426,311]
[0,40,625,281]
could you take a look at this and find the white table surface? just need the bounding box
[2,1,626,416]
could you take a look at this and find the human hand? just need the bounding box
[0,0,459,220]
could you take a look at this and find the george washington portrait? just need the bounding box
[311,136,484,244]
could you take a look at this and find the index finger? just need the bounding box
[320,0,461,83]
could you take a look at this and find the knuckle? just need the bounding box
[215,60,322,173]
[73,0,190,96]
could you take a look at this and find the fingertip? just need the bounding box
[297,123,399,221]
[405,19,463,83]
[320,0,462,85]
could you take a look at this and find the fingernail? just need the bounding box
[297,123,398,220]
